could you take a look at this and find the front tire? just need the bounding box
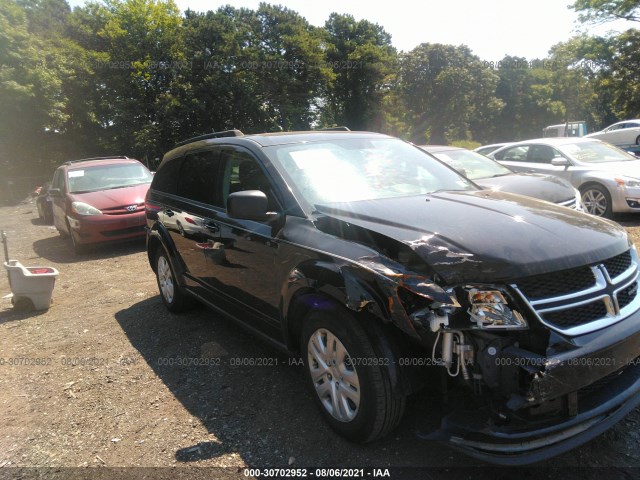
[301,308,405,443]
[155,248,194,313]
[581,184,612,218]
[67,220,86,254]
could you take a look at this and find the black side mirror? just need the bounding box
[227,190,270,220]
[48,188,61,197]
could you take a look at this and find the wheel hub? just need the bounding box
[157,256,174,303]
[307,328,361,422]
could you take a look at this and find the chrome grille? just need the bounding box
[517,267,595,300]
[513,248,640,335]
[603,250,632,279]
[543,300,608,329]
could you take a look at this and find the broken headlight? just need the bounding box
[466,288,527,329]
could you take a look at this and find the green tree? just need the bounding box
[399,43,503,144]
[0,0,74,175]
[17,0,71,37]
[492,57,560,140]
[571,0,640,23]
[321,13,396,131]
[252,3,332,130]
[180,6,275,135]
[87,0,185,160]
[180,4,332,136]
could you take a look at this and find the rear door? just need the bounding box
[170,148,224,283]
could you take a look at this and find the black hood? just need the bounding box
[315,190,629,284]
[475,173,575,204]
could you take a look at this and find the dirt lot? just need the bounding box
[1,200,640,479]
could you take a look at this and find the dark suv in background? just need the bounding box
[145,130,640,464]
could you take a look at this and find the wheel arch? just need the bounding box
[280,260,423,396]
[146,223,187,285]
[578,179,610,192]
[280,259,393,352]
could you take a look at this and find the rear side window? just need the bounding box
[176,149,222,206]
[494,146,530,162]
[152,158,182,195]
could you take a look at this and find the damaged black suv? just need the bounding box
[145,130,640,464]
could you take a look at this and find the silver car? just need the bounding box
[490,137,640,218]
[586,119,640,147]
[421,145,582,210]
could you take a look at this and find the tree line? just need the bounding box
[1,0,638,177]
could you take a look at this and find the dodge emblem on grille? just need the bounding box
[126,205,137,212]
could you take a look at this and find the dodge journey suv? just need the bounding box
[145,130,640,464]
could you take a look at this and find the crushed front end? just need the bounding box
[396,246,640,464]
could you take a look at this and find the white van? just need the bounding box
[543,121,588,137]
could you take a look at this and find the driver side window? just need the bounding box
[221,148,279,213]
[52,169,65,191]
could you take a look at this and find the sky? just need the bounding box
[66,0,634,60]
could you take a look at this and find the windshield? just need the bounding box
[67,163,153,193]
[561,141,637,163]
[265,138,476,205]
[429,149,512,180]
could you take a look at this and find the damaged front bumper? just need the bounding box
[420,310,640,465]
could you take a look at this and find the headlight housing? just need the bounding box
[72,201,102,216]
[615,177,640,188]
[466,288,527,329]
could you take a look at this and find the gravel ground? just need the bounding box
[1,200,640,479]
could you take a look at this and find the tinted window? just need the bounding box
[152,157,182,195]
[176,149,222,205]
[529,145,562,163]
[494,145,530,162]
[221,148,278,211]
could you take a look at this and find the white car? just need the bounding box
[586,119,640,146]
[490,137,640,218]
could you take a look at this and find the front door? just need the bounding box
[207,146,283,334]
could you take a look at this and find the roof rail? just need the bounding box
[64,156,129,165]
[319,126,351,131]
[175,129,244,147]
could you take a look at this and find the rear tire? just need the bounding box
[300,308,406,443]
[37,203,45,223]
[155,248,195,313]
